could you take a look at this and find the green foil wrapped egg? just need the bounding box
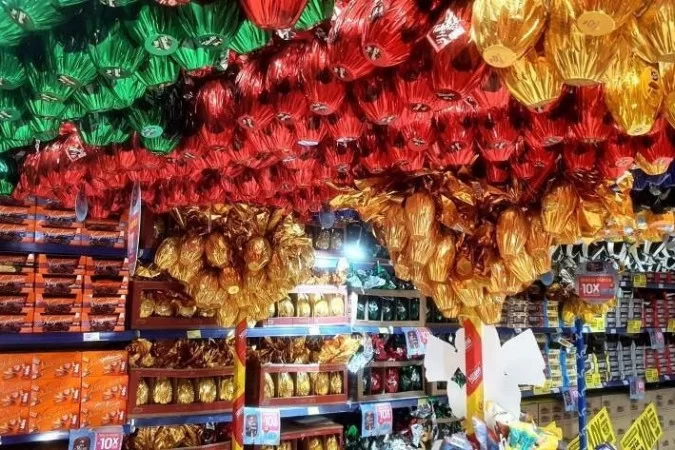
[0,12,25,47]
[0,50,26,90]
[126,3,182,56]
[1,0,66,31]
[142,132,180,154]
[89,21,146,80]
[177,1,241,49]
[46,31,98,88]
[171,38,218,73]
[137,55,179,88]
[74,80,120,113]
[108,76,147,108]
[295,0,334,31]
[0,90,23,121]
[230,20,270,54]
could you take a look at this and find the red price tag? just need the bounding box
[95,431,123,450]
[261,411,280,433]
[576,274,616,304]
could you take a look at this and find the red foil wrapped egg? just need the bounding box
[328,0,375,82]
[301,38,347,115]
[239,0,309,30]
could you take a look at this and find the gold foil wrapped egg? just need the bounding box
[153,378,173,405]
[499,50,563,110]
[546,0,618,85]
[244,237,272,272]
[312,294,329,317]
[452,279,484,307]
[327,436,339,450]
[179,235,204,266]
[661,62,675,127]
[507,252,538,284]
[139,295,155,318]
[264,373,275,398]
[204,232,232,268]
[217,302,237,327]
[198,378,218,403]
[604,39,663,136]
[329,295,345,316]
[566,0,641,36]
[278,373,295,397]
[383,205,409,252]
[219,377,235,402]
[526,214,553,275]
[278,297,295,317]
[426,233,456,283]
[176,379,195,404]
[408,227,438,266]
[433,283,461,318]
[136,379,149,405]
[312,372,329,395]
[542,183,578,235]
[219,267,241,295]
[154,299,173,317]
[296,372,311,396]
[497,209,528,262]
[297,295,311,318]
[630,0,675,63]
[404,193,436,240]
[472,0,547,68]
[329,372,343,394]
[154,237,180,270]
[309,438,324,450]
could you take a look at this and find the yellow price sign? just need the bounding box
[186,330,201,339]
[620,403,662,450]
[627,320,642,334]
[588,314,606,332]
[645,368,659,383]
[568,407,616,450]
[633,274,647,288]
[533,379,552,395]
[585,373,603,389]
[667,319,675,333]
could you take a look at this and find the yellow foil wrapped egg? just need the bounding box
[472,0,547,68]
[497,209,528,262]
[244,237,272,272]
[565,0,641,36]
[630,0,675,63]
[499,50,563,110]
[154,237,180,270]
[204,232,232,269]
[404,193,436,240]
[426,233,456,283]
[661,62,675,127]
[542,183,578,235]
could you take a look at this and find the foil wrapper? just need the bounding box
[153,377,173,404]
[278,372,295,397]
[198,377,217,403]
[177,379,195,404]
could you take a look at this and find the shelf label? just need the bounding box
[567,407,615,450]
[588,314,606,332]
[645,368,659,383]
[667,319,675,333]
[620,403,663,450]
[633,274,647,288]
[308,325,320,336]
[69,426,124,450]
[585,373,602,389]
[378,327,390,334]
[533,379,552,396]
[186,330,201,339]
[627,320,642,334]
[83,332,101,342]
[361,403,393,437]
[307,406,320,415]
[242,407,281,445]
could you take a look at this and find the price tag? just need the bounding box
[83,332,100,342]
[378,327,390,334]
[416,398,429,408]
[630,377,646,400]
[633,274,647,288]
[585,373,602,389]
[307,406,320,415]
[95,430,124,450]
[242,407,281,445]
[562,387,578,412]
[533,379,552,395]
[361,403,393,437]
[308,326,320,336]
[186,330,202,339]
[588,314,606,332]
[667,319,675,333]
[646,368,659,383]
[627,320,642,334]
[69,426,124,450]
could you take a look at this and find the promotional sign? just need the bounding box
[649,329,665,350]
[242,407,280,445]
[69,426,124,450]
[567,407,616,450]
[127,181,141,276]
[620,403,663,450]
[575,261,618,304]
[404,327,428,358]
[630,377,646,400]
[562,386,578,412]
[361,402,393,437]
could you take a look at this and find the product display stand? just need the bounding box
[575,318,587,450]
[233,320,247,450]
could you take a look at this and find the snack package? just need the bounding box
[28,377,81,432]
[0,223,34,243]
[0,202,35,226]
[85,257,129,277]
[84,276,129,296]
[33,310,82,333]
[79,399,127,427]
[81,375,128,403]
[0,254,35,274]
[0,273,34,295]
[0,379,31,407]
[81,351,128,377]
[81,229,126,248]
[0,294,34,314]
[31,352,82,379]
[0,313,34,333]
[37,255,85,275]
[82,311,125,332]
[36,293,82,314]
[34,225,80,246]
[34,274,82,296]
[0,354,32,380]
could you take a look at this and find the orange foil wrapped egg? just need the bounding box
[496,209,528,262]
[404,192,436,240]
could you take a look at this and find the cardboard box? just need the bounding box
[0,406,28,436]
[0,202,35,226]
[81,351,128,377]
[0,380,31,407]
[0,273,34,295]
[0,223,34,243]
[586,395,603,417]
[32,352,81,379]
[0,311,34,333]
[81,311,125,332]
[557,418,578,441]
[28,377,80,432]
[0,293,34,314]
[35,292,83,314]
[33,309,82,333]
[80,399,126,427]
[34,224,80,246]
[81,229,125,248]
[0,253,34,274]
[37,254,85,275]
[35,274,83,296]
[0,354,32,380]
[81,375,128,403]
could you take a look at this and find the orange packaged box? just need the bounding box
[0,405,29,436]
[0,354,32,380]
[82,311,125,332]
[34,224,80,246]
[84,217,126,233]
[0,253,35,274]
[84,295,126,315]
[85,257,129,277]
[36,292,82,314]
[81,375,128,403]
[35,274,83,295]
[32,352,81,379]
[37,254,85,275]
[28,378,80,433]
[0,293,35,314]
[0,202,35,225]
[80,399,126,428]
[84,276,129,296]
[0,223,34,243]
[0,380,31,407]
[0,273,34,295]
[81,229,126,248]
[35,205,81,229]
[33,309,82,333]
[81,351,128,377]
[0,311,34,334]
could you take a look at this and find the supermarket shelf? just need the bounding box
[277,395,448,418]
[138,328,235,340]
[0,431,69,445]
[0,330,137,348]
[245,325,576,337]
[131,412,233,428]
[621,281,675,290]
[0,242,127,257]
